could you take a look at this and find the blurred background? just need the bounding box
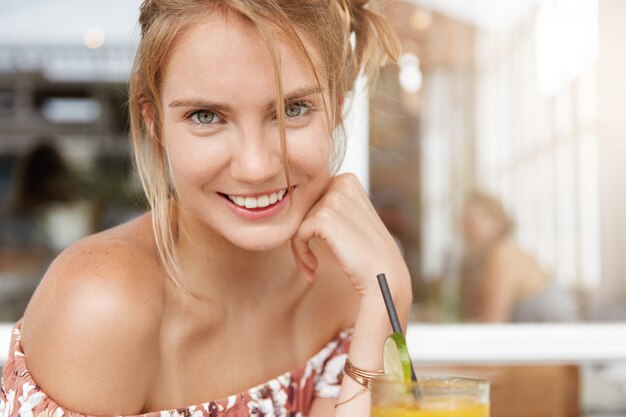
[370,0,626,324]
[1,0,626,325]
[3,2,626,416]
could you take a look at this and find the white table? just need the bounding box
[405,322,626,364]
[3,322,626,367]
[1,322,14,366]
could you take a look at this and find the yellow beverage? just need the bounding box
[371,377,489,417]
[372,401,489,417]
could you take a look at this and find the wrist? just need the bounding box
[346,270,413,373]
[360,271,412,312]
[356,278,411,338]
[343,357,384,389]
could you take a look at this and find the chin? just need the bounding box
[225,227,295,252]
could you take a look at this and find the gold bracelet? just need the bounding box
[334,386,370,408]
[343,358,385,389]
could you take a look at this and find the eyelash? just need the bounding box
[184,110,222,127]
[183,101,317,127]
[282,101,316,120]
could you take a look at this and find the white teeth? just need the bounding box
[244,196,257,209]
[227,189,287,209]
[257,195,270,208]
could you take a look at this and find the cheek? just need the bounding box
[475,218,497,239]
[287,124,332,178]
[163,126,228,190]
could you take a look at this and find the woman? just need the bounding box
[460,191,578,322]
[1,1,411,416]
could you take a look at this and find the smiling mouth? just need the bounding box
[219,188,289,209]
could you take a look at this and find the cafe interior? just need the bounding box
[1,0,626,415]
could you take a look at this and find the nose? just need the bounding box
[229,124,284,185]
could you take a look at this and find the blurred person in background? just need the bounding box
[1,140,75,248]
[0,140,90,320]
[460,191,579,322]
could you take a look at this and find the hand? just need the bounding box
[291,173,410,299]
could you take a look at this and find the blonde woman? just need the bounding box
[460,192,578,322]
[1,1,411,416]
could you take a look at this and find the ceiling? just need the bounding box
[0,0,142,45]
[0,0,546,46]
[409,0,546,32]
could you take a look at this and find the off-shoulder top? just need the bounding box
[1,321,352,417]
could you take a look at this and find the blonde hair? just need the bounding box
[129,0,400,293]
[466,191,515,239]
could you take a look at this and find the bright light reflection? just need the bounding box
[399,52,423,93]
[535,0,599,96]
[83,27,106,49]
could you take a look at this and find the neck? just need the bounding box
[172,210,301,305]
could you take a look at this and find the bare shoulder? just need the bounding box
[20,217,166,415]
[484,240,521,281]
[487,240,519,265]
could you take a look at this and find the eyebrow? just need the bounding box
[168,85,324,111]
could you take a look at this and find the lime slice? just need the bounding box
[383,332,412,383]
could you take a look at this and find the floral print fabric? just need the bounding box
[1,322,352,417]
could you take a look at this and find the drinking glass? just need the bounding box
[371,376,489,417]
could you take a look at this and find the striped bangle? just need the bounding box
[343,358,385,389]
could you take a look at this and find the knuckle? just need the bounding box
[316,207,335,223]
[337,173,361,195]
[339,172,356,181]
[325,191,343,207]
[294,225,308,241]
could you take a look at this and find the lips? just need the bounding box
[219,188,292,220]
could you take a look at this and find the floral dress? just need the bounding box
[1,321,352,417]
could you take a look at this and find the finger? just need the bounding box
[291,228,319,272]
[333,173,378,217]
[292,215,321,270]
[290,239,317,283]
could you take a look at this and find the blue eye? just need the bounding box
[285,102,311,118]
[190,110,218,124]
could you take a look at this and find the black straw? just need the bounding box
[377,273,418,383]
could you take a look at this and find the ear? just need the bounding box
[140,101,161,145]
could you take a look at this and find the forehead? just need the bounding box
[161,10,325,104]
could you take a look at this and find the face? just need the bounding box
[158,11,333,251]
[462,202,501,248]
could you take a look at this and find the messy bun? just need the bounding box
[345,0,400,82]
